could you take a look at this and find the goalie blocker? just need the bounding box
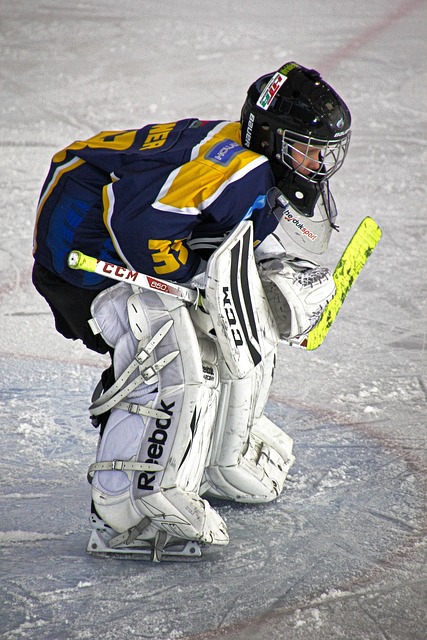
[86,221,295,558]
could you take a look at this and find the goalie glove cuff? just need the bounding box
[258,257,336,341]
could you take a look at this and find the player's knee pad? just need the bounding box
[88,282,228,546]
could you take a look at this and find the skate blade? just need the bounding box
[87,528,203,562]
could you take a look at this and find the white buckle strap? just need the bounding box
[88,459,164,480]
[135,320,174,363]
[115,401,171,419]
[140,351,179,384]
[90,350,179,417]
[89,320,177,417]
[107,516,152,549]
[90,372,152,416]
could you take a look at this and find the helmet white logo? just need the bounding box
[256,72,287,111]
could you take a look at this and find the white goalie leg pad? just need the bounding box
[202,220,280,379]
[188,222,294,503]
[201,350,294,503]
[258,257,336,342]
[88,282,228,546]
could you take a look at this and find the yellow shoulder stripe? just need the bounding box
[153,122,267,215]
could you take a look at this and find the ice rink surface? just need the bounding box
[0,0,426,638]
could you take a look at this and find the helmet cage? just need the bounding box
[280,130,351,183]
[241,62,352,219]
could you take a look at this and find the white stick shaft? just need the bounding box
[67,250,198,303]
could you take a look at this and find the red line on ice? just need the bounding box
[318,0,423,72]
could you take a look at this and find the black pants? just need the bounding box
[32,261,113,356]
[32,262,115,431]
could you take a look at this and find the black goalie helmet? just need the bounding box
[241,62,351,223]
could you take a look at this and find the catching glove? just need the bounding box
[258,257,336,342]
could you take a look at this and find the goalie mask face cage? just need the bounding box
[241,61,351,218]
[280,131,350,183]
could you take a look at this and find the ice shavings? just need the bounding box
[293,607,322,629]
[0,531,63,545]
[0,493,50,499]
[333,376,425,412]
[316,465,349,490]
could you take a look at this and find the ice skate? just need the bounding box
[87,512,202,563]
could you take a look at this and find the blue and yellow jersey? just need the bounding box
[33,119,277,288]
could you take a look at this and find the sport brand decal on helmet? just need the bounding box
[278,62,299,76]
[256,72,287,110]
[244,112,255,147]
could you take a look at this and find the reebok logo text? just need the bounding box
[137,399,175,491]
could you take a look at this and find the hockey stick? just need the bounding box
[67,251,198,304]
[68,216,381,350]
[301,216,382,350]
